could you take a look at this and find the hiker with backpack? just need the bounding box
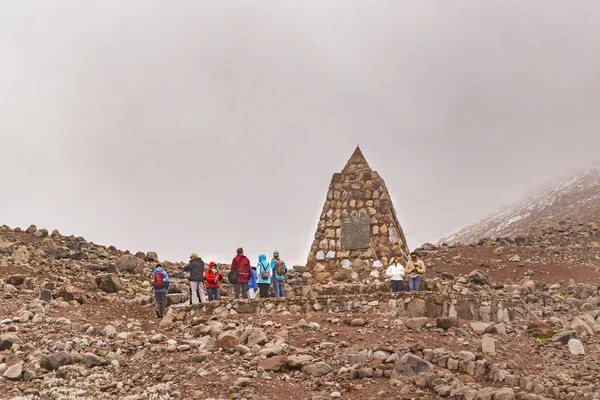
[248,265,258,299]
[153,264,170,318]
[205,262,223,301]
[256,253,271,298]
[270,250,288,298]
[230,247,251,299]
[183,253,206,304]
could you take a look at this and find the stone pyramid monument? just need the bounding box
[306,147,410,284]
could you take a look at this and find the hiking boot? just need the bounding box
[155,310,162,318]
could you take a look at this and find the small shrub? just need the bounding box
[532,330,556,340]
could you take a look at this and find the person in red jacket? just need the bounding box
[205,262,223,301]
[231,247,251,299]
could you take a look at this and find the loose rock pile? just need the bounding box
[0,224,599,399]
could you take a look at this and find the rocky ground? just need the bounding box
[0,224,599,400]
[419,223,600,285]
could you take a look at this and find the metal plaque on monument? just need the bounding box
[341,212,370,250]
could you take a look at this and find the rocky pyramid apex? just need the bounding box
[341,146,372,174]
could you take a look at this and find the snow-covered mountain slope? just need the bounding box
[438,162,600,244]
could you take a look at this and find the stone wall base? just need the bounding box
[179,292,529,322]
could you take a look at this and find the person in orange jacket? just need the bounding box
[205,262,223,301]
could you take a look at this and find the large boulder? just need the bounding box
[246,328,268,347]
[571,318,594,337]
[568,339,585,355]
[3,363,23,380]
[525,321,552,333]
[0,333,23,350]
[406,299,426,317]
[56,287,86,304]
[34,228,49,238]
[41,288,53,301]
[0,241,15,254]
[96,247,109,258]
[493,388,515,400]
[551,330,577,345]
[81,353,109,367]
[166,293,189,305]
[391,354,433,379]
[13,246,30,263]
[301,362,334,377]
[471,322,491,334]
[95,274,122,293]
[6,274,25,286]
[259,355,288,372]
[42,351,73,370]
[41,238,59,256]
[287,354,315,369]
[55,246,72,259]
[574,284,596,300]
[405,317,429,331]
[217,335,239,350]
[437,317,458,331]
[159,308,177,329]
[116,255,146,274]
[468,270,494,286]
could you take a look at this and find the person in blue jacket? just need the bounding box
[256,254,271,298]
[270,250,288,298]
[153,264,170,318]
[248,265,258,299]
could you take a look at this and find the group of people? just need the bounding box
[230,248,288,300]
[152,249,425,318]
[152,247,288,318]
[385,252,427,293]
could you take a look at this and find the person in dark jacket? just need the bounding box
[153,264,170,318]
[183,253,205,304]
[231,247,251,299]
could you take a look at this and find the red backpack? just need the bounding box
[153,270,166,289]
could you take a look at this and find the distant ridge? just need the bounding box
[438,162,600,244]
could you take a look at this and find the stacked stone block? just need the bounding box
[306,147,410,283]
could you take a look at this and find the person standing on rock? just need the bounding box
[204,262,223,301]
[405,252,426,292]
[231,247,251,299]
[248,265,258,299]
[270,250,288,298]
[386,256,405,292]
[256,253,271,298]
[153,264,170,318]
[183,253,206,304]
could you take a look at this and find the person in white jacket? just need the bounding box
[386,257,405,292]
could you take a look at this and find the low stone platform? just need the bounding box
[287,280,441,298]
[178,291,531,323]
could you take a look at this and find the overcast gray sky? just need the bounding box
[2,1,599,265]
